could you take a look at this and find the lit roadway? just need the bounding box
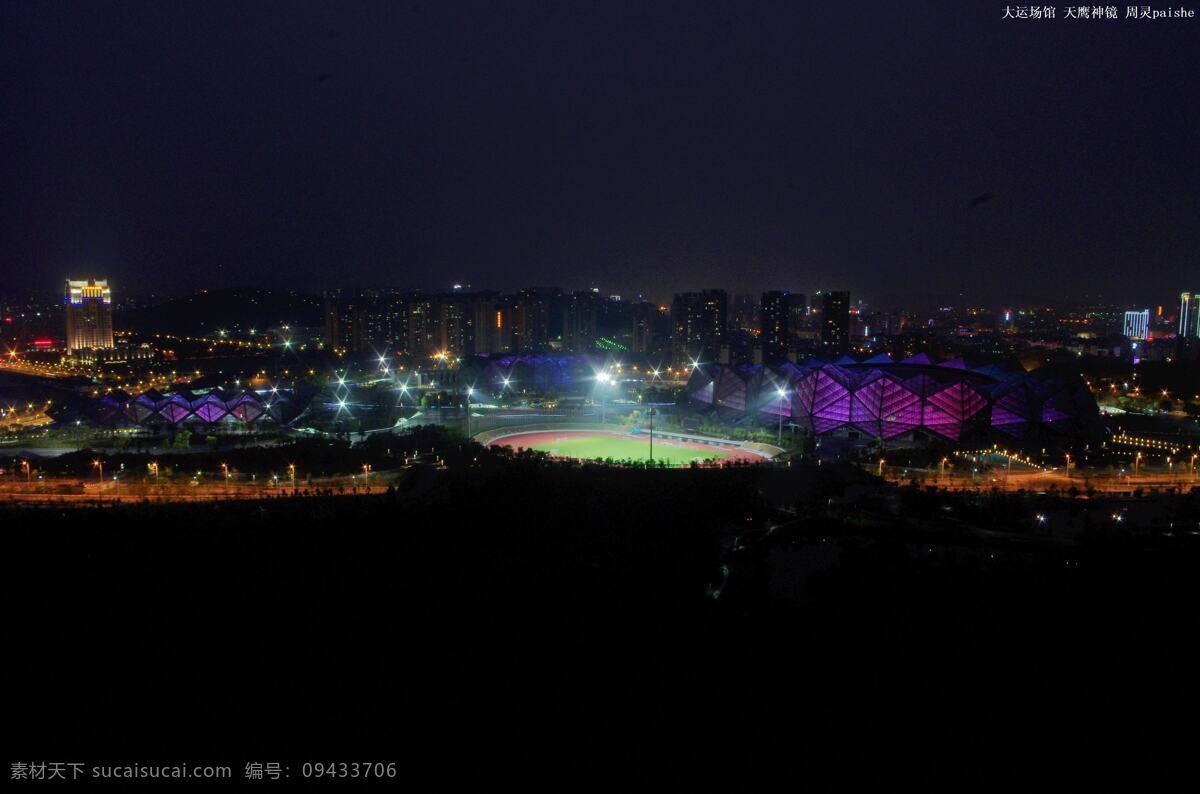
[878,465,1200,495]
[0,359,83,380]
[0,471,404,506]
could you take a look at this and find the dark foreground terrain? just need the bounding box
[8,463,1199,788]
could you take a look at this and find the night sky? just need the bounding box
[1,1,1196,306]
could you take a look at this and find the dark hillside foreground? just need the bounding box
[8,465,1199,788]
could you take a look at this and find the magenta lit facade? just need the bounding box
[686,357,1098,443]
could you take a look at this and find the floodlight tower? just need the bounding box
[596,371,613,424]
[776,387,788,444]
[465,386,474,438]
[648,406,655,463]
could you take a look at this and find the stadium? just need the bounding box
[686,353,1100,445]
[478,425,780,466]
[48,386,313,429]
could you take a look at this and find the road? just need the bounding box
[0,470,405,506]
[879,465,1200,495]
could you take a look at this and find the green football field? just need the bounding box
[521,432,731,465]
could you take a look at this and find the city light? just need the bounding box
[2,8,1196,776]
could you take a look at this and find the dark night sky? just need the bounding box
[1,1,1197,307]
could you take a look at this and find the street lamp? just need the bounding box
[362,463,371,490]
[20,459,31,483]
[288,463,296,488]
[92,459,103,498]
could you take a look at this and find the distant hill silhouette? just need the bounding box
[116,288,324,336]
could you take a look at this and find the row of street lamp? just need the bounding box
[68,460,384,499]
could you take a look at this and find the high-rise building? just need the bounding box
[64,278,114,353]
[729,292,759,332]
[510,287,561,353]
[405,296,436,357]
[760,291,804,362]
[631,301,654,354]
[671,289,727,364]
[436,295,469,356]
[1180,292,1199,339]
[565,290,601,353]
[466,291,509,355]
[1123,309,1150,341]
[820,291,850,354]
[324,296,364,352]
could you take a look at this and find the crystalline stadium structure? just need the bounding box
[51,387,308,429]
[687,355,1098,444]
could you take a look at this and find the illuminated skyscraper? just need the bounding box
[760,291,804,362]
[64,278,114,353]
[467,291,509,354]
[820,290,850,354]
[324,296,364,352]
[1123,309,1150,341]
[565,290,601,353]
[510,287,561,353]
[1180,292,1198,338]
[671,289,727,364]
[630,301,670,357]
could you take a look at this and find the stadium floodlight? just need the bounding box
[465,387,474,437]
[594,372,616,422]
[775,387,788,444]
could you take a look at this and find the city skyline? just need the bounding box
[11,274,1194,374]
[6,275,1196,318]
